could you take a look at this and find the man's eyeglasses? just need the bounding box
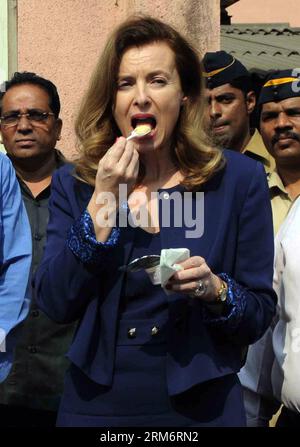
[0,110,55,128]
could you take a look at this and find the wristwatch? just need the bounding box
[215,280,228,303]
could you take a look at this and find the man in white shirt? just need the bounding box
[271,196,300,425]
[239,69,300,426]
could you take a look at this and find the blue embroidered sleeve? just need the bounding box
[201,273,247,333]
[67,209,120,265]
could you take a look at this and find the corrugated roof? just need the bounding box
[221,23,300,72]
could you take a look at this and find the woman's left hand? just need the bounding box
[165,256,222,303]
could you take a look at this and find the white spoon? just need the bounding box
[126,124,152,141]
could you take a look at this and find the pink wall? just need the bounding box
[228,0,300,27]
[17,0,219,158]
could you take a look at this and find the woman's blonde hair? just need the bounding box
[74,16,224,190]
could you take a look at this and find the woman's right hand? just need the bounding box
[87,137,139,241]
[94,137,139,198]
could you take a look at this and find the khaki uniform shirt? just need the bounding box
[243,129,275,174]
[268,170,294,235]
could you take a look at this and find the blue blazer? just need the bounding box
[34,150,276,396]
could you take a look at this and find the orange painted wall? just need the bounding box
[17,0,219,158]
[228,0,300,27]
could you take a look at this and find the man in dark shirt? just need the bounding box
[0,72,76,427]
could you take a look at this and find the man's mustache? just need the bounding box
[271,131,300,146]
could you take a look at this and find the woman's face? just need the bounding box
[113,41,186,153]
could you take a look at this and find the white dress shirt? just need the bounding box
[272,196,300,413]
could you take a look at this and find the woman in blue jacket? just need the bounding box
[34,16,276,427]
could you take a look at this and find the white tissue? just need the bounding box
[159,248,190,294]
[144,248,190,293]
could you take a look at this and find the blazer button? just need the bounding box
[127,328,137,339]
[151,326,159,336]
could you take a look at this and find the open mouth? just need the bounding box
[131,116,157,131]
